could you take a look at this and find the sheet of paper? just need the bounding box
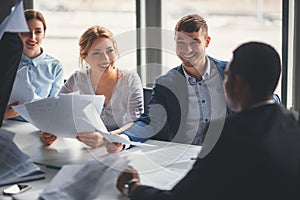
[0,0,29,39]
[13,97,59,130]
[12,94,105,138]
[138,144,202,166]
[11,101,32,122]
[120,149,195,190]
[139,165,188,190]
[39,154,129,200]
[117,143,201,190]
[8,67,36,104]
[82,104,155,147]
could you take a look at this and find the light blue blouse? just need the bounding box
[18,50,64,99]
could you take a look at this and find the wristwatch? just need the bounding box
[122,178,139,197]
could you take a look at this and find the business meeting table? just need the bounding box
[0,120,201,200]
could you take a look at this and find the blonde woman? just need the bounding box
[40,25,143,148]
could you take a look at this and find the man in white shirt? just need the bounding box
[105,14,228,153]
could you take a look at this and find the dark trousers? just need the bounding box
[0,32,23,126]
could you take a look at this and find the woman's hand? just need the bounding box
[76,132,104,148]
[104,137,125,153]
[40,132,57,145]
[4,101,19,119]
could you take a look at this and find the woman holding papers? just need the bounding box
[40,25,144,148]
[5,9,64,120]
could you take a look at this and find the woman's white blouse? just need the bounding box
[59,69,144,131]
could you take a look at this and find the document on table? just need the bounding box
[39,154,130,200]
[123,148,200,190]
[139,144,202,167]
[12,94,105,138]
[8,66,38,104]
[0,129,45,186]
[82,103,156,147]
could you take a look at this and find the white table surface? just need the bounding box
[1,120,201,199]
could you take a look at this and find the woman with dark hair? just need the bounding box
[5,9,64,120]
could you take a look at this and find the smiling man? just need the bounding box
[105,14,228,153]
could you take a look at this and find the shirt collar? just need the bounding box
[203,56,211,79]
[249,99,275,109]
[183,56,211,85]
[21,48,46,67]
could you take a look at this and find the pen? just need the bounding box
[190,157,198,160]
[34,162,62,170]
[45,165,61,170]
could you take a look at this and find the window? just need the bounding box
[163,0,282,97]
[34,0,283,98]
[35,0,136,79]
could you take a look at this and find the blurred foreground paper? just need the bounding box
[12,94,105,138]
[0,0,29,39]
[39,154,129,200]
[0,129,45,186]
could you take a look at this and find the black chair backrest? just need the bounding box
[143,87,152,110]
[142,87,169,141]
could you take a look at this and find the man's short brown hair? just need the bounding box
[175,14,208,37]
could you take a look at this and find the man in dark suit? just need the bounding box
[0,0,26,126]
[116,42,300,200]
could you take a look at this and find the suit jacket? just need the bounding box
[124,56,228,143]
[131,103,300,200]
[0,32,23,126]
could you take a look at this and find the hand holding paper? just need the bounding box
[76,132,104,148]
[82,104,155,147]
[12,94,105,138]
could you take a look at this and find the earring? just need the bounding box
[85,63,89,74]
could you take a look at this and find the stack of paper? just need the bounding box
[0,129,45,186]
[39,154,129,200]
[13,95,153,147]
[12,94,105,138]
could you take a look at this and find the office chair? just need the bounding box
[143,87,153,110]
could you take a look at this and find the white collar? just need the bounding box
[183,56,211,84]
[250,99,275,109]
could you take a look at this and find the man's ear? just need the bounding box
[205,36,211,47]
[235,75,251,98]
[235,75,242,83]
